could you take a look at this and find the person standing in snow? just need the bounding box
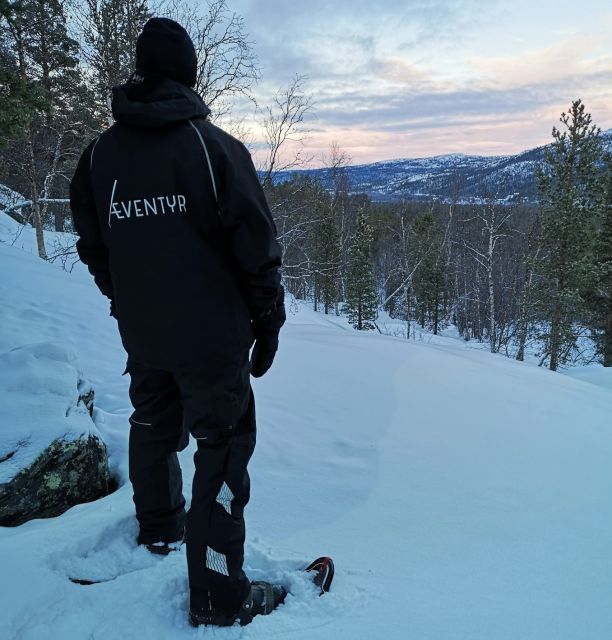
[69,17,286,627]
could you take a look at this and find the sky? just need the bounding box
[228,0,612,166]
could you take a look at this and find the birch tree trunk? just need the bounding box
[487,212,497,353]
[27,132,47,260]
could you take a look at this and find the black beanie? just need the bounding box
[135,18,197,88]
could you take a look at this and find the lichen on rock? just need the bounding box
[0,342,113,526]
[0,434,111,526]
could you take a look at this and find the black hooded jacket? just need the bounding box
[70,76,282,370]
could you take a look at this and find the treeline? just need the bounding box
[0,0,262,257]
[270,101,612,369]
[1,2,610,369]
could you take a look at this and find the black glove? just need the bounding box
[250,287,286,378]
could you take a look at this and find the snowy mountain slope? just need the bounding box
[1,214,612,639]
[275,129,612,203]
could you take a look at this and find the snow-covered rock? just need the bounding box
[0,342,111,526]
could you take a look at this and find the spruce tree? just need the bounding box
[587,155,612,365]
[411,211,445,334]
[314,211,341,314]
[345,210,378,330]
[534,100,602,370]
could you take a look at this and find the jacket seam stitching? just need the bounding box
[89,136,101,170]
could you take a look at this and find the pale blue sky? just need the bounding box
[230,0,612,165]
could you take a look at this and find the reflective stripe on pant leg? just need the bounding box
[186,386,256,617]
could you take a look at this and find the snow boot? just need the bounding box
[237,581,287,625]
[189,581,287,627]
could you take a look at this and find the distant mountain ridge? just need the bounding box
[274,129,612,204]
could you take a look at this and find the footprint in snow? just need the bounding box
[48,516,174,585]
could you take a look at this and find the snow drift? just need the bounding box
[0,212,611,639]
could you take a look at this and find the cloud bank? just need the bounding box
[228,0,612,165]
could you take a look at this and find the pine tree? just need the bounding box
[0,1,46,141]
[345,209,378,330]
[0,48,34,140]
[21,0,80,108]
[533,100,602,370]
[78,0,151,127]
[1,0,89,257]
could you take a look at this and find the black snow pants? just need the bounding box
[126,355,256,617]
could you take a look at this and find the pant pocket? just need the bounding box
[190,386,248,445]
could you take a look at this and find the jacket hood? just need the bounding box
[111,74,210,127]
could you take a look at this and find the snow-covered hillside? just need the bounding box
[1,214,611,640]
[275,129,612,203]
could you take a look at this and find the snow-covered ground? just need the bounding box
[1,213,611,640]
[374,311,605,384]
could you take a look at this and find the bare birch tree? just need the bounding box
[259,74,312,188]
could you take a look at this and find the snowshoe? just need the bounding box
[305,556,334,595]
